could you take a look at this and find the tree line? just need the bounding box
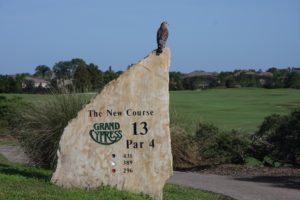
[0,58,121,93]
[1,59,300,93]
[170,67,300,90]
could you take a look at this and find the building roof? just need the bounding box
[184,70,218,78]
[24,76,49,83]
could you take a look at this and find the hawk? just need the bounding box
[156,21,169,55]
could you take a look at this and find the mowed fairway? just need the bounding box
[170,88,300,133]
[3,88,300,134]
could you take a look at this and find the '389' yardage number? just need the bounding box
[126,122,155,149]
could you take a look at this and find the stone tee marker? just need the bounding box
[51,48,173,200]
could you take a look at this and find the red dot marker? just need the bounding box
[112,169,116,173]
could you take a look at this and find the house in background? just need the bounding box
[183,70,218,89]
[22,76,50,88]
[257,72,273,86]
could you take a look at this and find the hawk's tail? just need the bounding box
[156,48,163,55]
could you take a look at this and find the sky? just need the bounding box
[0,0,300,75]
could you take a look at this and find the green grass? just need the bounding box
[4,88,300,134]
[163,184,232,200]
[0,154,231,200]
[2,93,52,103]
[2,93,95,104]
[170,88,300,133]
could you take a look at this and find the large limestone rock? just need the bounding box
[51,49,173,200]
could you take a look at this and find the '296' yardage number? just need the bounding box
[126,122,154,149]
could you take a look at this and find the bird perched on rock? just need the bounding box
[156,21,169,55]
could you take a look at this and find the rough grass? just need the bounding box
[170,88,300,133]
[0,154,232,200]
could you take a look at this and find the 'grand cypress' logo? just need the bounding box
[89,122,122,145]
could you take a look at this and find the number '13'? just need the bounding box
[132,122,148,135]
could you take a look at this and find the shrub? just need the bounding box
[245,157,263,167]
[252,109,300,166]
[171,119,251,169]
[250,114,283,161]
[195,122,250,165]
[195,122,219,141]
[17,92,90,168]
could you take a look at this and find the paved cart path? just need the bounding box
[0,144,32,165]
[1,144,299,200]
[168,171,300,200]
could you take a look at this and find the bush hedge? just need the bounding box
[251,109,300,166]
[196,123,250,165]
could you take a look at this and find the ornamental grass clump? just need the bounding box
[18,92,91,168]
[170,109,200,169]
